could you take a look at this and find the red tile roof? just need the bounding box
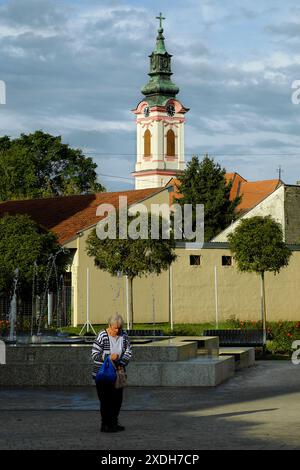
[0,188,164,245]
[166,173,282,213]
[0,174,283,245]
[225,173,282,213]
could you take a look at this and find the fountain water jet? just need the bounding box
[8,268,19,343]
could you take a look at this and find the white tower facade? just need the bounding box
[132,100,188,189]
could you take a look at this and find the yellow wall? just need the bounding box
[67,241,300,326]
[172,247,300,323]
[68,229,170,326]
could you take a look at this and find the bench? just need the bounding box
[203,329,264,347]
[126,329,165,337]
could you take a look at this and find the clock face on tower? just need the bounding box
[143,106,150,117]
[166,104,175,117]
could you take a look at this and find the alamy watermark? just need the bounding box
[292,340,300,365]
[292,80,300,104]
[0,80,6,105]
[0,340,6,365]
[95,196,204,245]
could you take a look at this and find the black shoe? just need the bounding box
[114,424,125,431]
[101,424,118,433]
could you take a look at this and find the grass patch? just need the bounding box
[60,322,230,337]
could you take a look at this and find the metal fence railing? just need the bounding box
[0,286,73,329]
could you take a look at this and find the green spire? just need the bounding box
[141,13,179,106]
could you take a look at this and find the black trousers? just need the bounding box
[96,381,123,427]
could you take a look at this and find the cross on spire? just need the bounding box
[156,12,165,29]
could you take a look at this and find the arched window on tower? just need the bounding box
[144,129,151,157]
[167,129,175,157]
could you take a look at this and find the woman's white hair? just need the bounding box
[108,313,124,328]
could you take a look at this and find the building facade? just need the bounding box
[213,184,300,244]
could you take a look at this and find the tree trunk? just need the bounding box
[126,275,134,330]
[260,272,267,345]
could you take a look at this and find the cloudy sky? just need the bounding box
[1,0,300,190]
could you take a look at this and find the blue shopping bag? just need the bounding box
[95,356,117,384]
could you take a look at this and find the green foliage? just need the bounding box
[0,214,69,298]
[61,322,235,337]
[227,317,300,355]
[224,316,263,330]
[0,320,9,336]
[177,155,241,241]
[0,131,105,200]
[228,216,291,274]
[16,316,32,333]
[86,213,176,279]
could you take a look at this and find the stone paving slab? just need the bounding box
[0,361,300,450]
[1,409,298,450]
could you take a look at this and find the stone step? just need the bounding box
[178,336,219,356]
[0,355,235,387]
[219,347,255,369]
[6,336,220,364]
[5,344,92,364]
[1,337,235,387]
[0,363,94,386]
[131,338,198,362]
[127,356,235,387]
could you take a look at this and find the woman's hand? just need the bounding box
[110,353,119,361]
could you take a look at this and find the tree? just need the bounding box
[0,131,105,200]
[0,214,70,333]
[86,212,176,329]
[228,216,291,344]
[0,214,69,299]
[177,155,241,241]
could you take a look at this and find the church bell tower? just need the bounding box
[132,13,189,189]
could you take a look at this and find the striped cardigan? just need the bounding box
[91,329,132,379]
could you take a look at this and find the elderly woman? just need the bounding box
[92,314,132,433]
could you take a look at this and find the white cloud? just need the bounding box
[1,0,300,190]
[268,52,300,68]
[241,61,265,73]
[2,45,27,58]
[263,70,287,84]
[43,115,134,133]
[0,22,61,39]
[0,110,30,135]
[199,117,233,133]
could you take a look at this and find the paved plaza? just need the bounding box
[0,361,300,450]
